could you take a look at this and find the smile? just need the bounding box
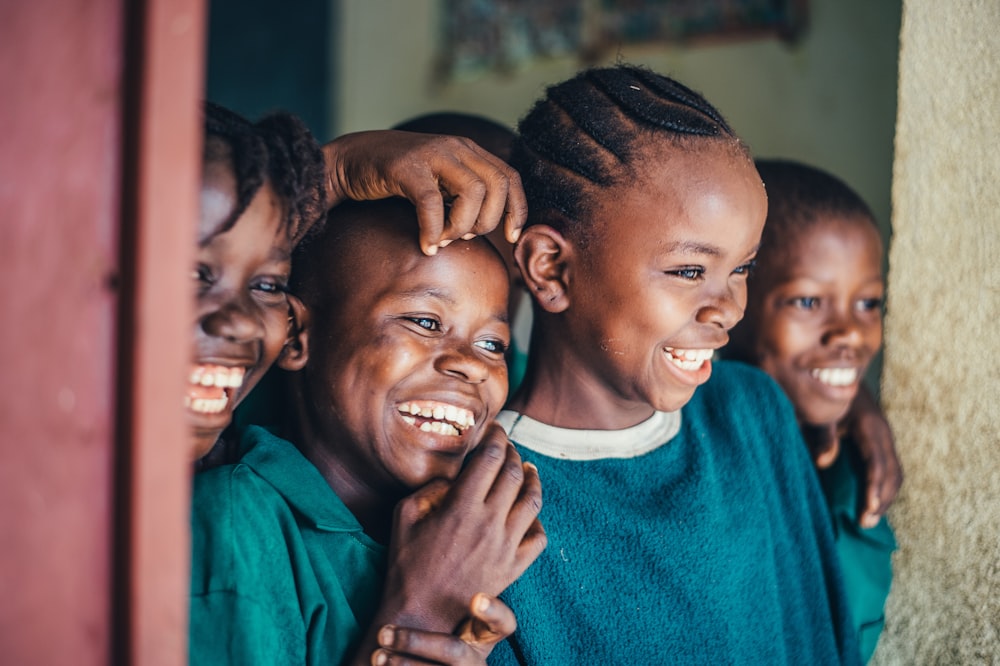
[397,401,476,437]
[810,367,859,387]
[185,364,246,415]
[662,347,714,371]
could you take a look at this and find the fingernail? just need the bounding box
[439,239,452,248]
[524,462,538,472]
[462,232,476,240]
[510,226,521,242]
[425,244,438,256]
[378,625,395,646]
[373,650,388,666]
[475,594,490,613]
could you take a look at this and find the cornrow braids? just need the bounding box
[203,102,267,237]
[510,65,742,239]
[254,112,329,246]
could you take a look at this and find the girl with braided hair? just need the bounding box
[488,65,859,664]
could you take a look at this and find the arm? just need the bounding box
[323,130,527,256]
[347,424,546,665]
[842,384,903,528]
[368,593,516,666]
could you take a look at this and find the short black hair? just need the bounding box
[754,158,876,244]
[202,101,328,243]
[510,64,746,241]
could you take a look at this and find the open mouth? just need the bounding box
[662,347,714,372]
[185,364,246,415]
[810,367,859,387]
[397,401,476,437]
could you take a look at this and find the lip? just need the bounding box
[806,365,863,400]
[186,360,252,420]
[393,394,484,454]
[660,346,717,387]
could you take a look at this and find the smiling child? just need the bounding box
[729,158,896,662]
[190,198,545,665]
[189,102,527,462]
[487,65,858,664]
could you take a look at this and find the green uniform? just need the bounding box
[819,446,896,663]
[189,425,385,665]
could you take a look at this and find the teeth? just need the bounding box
[418,420,460,436]
[189,365,246,390]
[398,402,475,433]
[811,367,858,387]
[662,347,714,371]
[185,393,230,414]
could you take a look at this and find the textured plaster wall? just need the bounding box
[874,1,1000,663]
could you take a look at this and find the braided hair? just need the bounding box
[202,102,328,244]
[510,65,747,242]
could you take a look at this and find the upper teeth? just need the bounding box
[811,367,858,387]
[189,365,246,388]
[398,402,476,431]
[663,347,714,371]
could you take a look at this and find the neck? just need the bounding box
[290,384,401,545]
[507,322,656,431]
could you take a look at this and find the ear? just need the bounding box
[514,224,573,313]
[278,295,309,371]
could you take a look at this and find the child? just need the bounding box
[190,103,528,461]
[488,65,858,664]
[393,112,532,392]
[728,159,896,662]
[190,198,546,664]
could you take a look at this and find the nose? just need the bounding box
[433,342,490,384]
[821,308,866,348]
[199,292,264,343]
[695,283,745,331]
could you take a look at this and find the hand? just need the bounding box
[374,423,545,633]
[370,593,516,666]
[844,386,903,528]
[323,130,527,256]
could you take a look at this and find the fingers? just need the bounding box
[459,593,517,646]
[373,625,480,666]
[512,517,547,581]
[813,438,840,469]
[396,478,452,525]
[447,423,512,502]
[858,430,903,529]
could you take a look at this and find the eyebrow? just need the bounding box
[393,285,510,324]
[660,240,760,257]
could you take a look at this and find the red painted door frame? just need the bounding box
[0,0,204,663]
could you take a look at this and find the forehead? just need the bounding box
[589,140,766,253]
[763,214,883,284]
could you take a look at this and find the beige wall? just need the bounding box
[874,1,1000,662]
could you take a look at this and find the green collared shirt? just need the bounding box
[190,425,385,665]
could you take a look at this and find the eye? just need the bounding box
[733,259,757,276]
[857,297,884,313]
[405,316,442,332]
[193,264,213,284]
[667,267,704,281]
[250,277,289,304]
[789,296,820,310]
[474,338,508,355]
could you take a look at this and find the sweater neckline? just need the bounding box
[496,409,681,461]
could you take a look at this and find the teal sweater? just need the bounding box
[490,361,859,665]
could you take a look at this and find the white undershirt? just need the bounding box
[496,409,682,461]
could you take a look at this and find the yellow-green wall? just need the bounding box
[335,0,901,246]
